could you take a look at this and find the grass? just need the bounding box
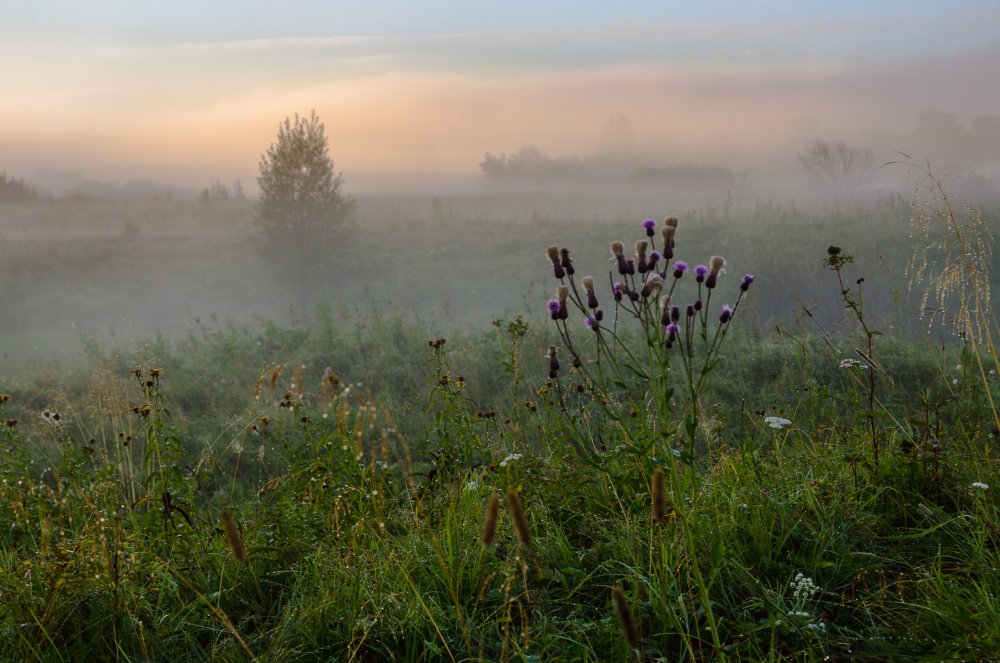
[1,190,999,661]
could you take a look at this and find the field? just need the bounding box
[1,181,999,661]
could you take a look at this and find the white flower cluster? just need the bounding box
[499,453,523,468]
[765,416,792,430]
[792,572,819,602]
[838,358,869,370]
[971,482,990,491]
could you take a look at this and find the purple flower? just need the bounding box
[720,305,734,323]
[547,299,561,314]
[585,315,600,331]
[665,323,680,334]
[648,250,661,268]
[642,218,656,236]
[741,274,755,291]
[673,260,688,279]
[613,282,623,302]
[694,264,708,283]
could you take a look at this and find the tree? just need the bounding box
[799,139,874,194]
[256,111,355,282]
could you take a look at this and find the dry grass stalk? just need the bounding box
[651,468,665,525]
[482,494,500,545]
[507,490,531,546]
[221,510,246,563]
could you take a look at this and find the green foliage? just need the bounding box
[2,213,1000,660]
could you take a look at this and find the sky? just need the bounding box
[2,1,999,191]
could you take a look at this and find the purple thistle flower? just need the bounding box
[673,260,688,279]
[694,264,708,283]
[648,250,661,269]
[720,305,734,323]
[613,282,623,302]
[741,273,755,291]
[665,323,680,335]
[642,218,656,237]
[547,299,561,314]
[584,316,596,329]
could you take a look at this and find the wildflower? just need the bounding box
[635,240,649,273]
[642,218,656,236]
[741,273,755,291]
[765,416,791,430]
[720,304,733,323]
[673,260,688,279]
[971,482,989,490]
[555,285,569,320]
[641,273,664,298]
[546,246,565,279]
[584,315,599,331]
[464,480,481,492]
[661,225,675,259]
[694,264,708,283]
[613,281,623,302]
[547,299,560,319]
[499,453,523,468]
[838,358,868,370]
[647,249,661,270]
[581,275,599,309]
[659,295,671,326]
[559,248,575,276]
[665,323,680,340]
[706,255,725,289]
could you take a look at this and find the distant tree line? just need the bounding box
[0,171,40,203]
[479,145,745,189]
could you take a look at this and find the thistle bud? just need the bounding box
[720,305,733,323]
[659,295,671,326]
[640,274,664,298]
[671,305,680,323]
[559,248,575,276]
[581,276,599,309]
[613,282,623,302]
[741,273,755,291]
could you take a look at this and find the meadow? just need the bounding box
[1,177,999,661]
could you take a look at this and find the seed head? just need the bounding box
[641,274,664,298]
[610,241,625,259]
[482,494,500,545]
[612,587,641,649]
[663,216,678,229]
[220,511,246,563]
[507,490,532,546]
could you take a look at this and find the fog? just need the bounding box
[3,4,1000,373]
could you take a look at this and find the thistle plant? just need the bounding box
[542,216,755,461]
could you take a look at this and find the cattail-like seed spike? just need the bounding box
[612,587,641,649]
[482,494,500,545]
[221,511,246,563]
[651,468,665,525]
[507,490,532,546]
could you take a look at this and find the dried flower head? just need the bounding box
[610,241,625,259]
[663,216,678,229]
[641,274,664,298]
